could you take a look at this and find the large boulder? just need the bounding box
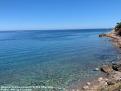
[100,65,113,74]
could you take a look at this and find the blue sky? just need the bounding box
[0,0,121,30]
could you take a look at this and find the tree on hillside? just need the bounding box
[115,22,121,32]
[114,21,121,36]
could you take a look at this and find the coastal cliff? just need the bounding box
[81,22,121,91]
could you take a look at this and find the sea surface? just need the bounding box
[0,29,121,88]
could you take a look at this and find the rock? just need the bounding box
[107,80,115,85]
[111,71,121,81]
[98,77,103,82]
[104,78,109,81]
[104,81,108,86]
[82,85,89,90]
[86,82,91,86]
[100,65,113,73]
[99,80,108,86]
[99,34,107,37]
[112,63,121,72]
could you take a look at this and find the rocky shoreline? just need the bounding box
[81,27,121,91]
[81,62,121,91]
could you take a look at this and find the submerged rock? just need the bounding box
[93,68,99,71]
[99,34,107,37]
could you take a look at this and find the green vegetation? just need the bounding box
[115,22,121,32]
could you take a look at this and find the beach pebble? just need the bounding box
[72,89,75,91]
[98,77,103,82]
[86,82,91,85]
[104,82,108,86]
[100,80,108,86]
[105,78,109,81]
[82,85,89,90]
[76,89,79,91]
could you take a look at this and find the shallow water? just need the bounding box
[0,29,120,88]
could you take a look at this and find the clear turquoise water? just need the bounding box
[0,29,120,88]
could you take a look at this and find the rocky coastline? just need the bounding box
[81,62,121,91]
[81,22,121,91]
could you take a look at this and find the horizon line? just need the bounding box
[0,28,112,31]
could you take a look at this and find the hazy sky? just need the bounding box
[0,0,121,30]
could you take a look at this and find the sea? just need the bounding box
[0,29,120,89]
